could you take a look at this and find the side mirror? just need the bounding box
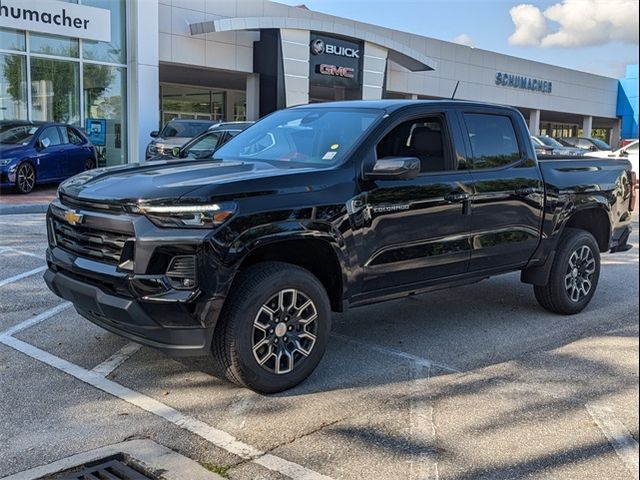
[150,131,159,138]
[38,137,51,150]
[171,146,181,157]
[365,157,420,181]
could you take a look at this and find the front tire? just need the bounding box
[534,228,601,315]
[212,262,331,393]
[15,162,36,194]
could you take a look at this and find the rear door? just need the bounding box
[63,126,89,174]
[358,108,474,293]
[458,108,544,271]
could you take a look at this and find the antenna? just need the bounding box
[451,81,460,100]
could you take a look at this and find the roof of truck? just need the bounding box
[293,99,517,113]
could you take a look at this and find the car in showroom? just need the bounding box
[0,121,97,194]
[585,139,638,175]
[558,136,612,152]
[146,119,219,159]
[149,122,254,160]
[531,135,584,156]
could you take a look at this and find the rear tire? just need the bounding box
[534,228,601,315]
[211,262,331,393]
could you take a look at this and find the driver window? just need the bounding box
[39,127,62,147]
[185,132,222,159]
[376,116,451,173]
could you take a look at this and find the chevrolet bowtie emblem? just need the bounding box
[64,210,84,226]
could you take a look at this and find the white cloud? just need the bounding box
[509,0,639,48]
[452,33,474,47]
[508,4,549,46]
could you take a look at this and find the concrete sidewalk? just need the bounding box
[0,186,56,215]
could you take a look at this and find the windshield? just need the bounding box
[591,138,611,150]
[213,108,383,166]
[537,136,563,147]
[183,131,223,159]
[159,121,212,138]
[0,125,39,145]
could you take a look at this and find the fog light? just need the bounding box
[166,255,197,290]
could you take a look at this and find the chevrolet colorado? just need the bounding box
[44,101,636,392]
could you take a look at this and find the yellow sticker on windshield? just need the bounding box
[330,144,339,150]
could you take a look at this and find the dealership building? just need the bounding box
[0,0,638,166]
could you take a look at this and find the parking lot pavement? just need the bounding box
[0,213,638,480]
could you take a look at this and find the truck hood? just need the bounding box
[59,158,321,204]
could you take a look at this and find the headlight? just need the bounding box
[135,202,237,229]
[0,157,16,167]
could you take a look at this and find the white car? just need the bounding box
[585,140,638,175]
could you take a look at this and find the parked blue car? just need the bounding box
[0,121,97,194]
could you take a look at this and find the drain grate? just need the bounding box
[41,455,156,480]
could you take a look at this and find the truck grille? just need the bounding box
[52,217,131,264]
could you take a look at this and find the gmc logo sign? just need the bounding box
[318,64,355,78]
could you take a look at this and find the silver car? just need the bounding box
[146,119,218,159]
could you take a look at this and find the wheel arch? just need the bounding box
[562,206,611,252]
[234,236,347,312]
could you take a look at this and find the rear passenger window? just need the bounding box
[464,114,521,169]
[67,127,83,145]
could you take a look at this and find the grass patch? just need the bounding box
[200,462,232,478]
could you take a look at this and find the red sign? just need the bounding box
[318,64,355,79]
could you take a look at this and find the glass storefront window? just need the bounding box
[30,58,80,125]
[0,53,27,120]
[29,33,79,58]
[84,64,127,166]
[82,0,126,64]
[0,27,26,51]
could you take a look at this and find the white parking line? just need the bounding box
[332,333,461,373]
[408,362,439,480]
[0,247,46,260]
[0,302,72,338]
[0,333,334,480]
[0,265,47,288]
[586,404,639,479]
[91,342,142,377]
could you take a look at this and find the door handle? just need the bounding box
[515,187,535,196]
[444,192,470,203]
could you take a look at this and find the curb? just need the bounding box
[0,203,50,215]
[2,439,224,480]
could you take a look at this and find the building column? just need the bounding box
[225,91,235,122]
[245,74,259,121]
[362,42,388,100]
[610,118,622,149]
[280,29,310,107]
[528,109,541,135]
[127,0,160,162]
[582,116,593,138]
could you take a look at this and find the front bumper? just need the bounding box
[44,199,233,356]
[44,266,213,355]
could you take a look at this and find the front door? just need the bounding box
[34,126,66,181]
[357,111,474,293]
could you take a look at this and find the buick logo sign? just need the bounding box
[310,38,325,55]
[310,38,359,58]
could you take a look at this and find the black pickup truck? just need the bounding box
[44,101,636,392]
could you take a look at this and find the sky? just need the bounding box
[277,0,639,78]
